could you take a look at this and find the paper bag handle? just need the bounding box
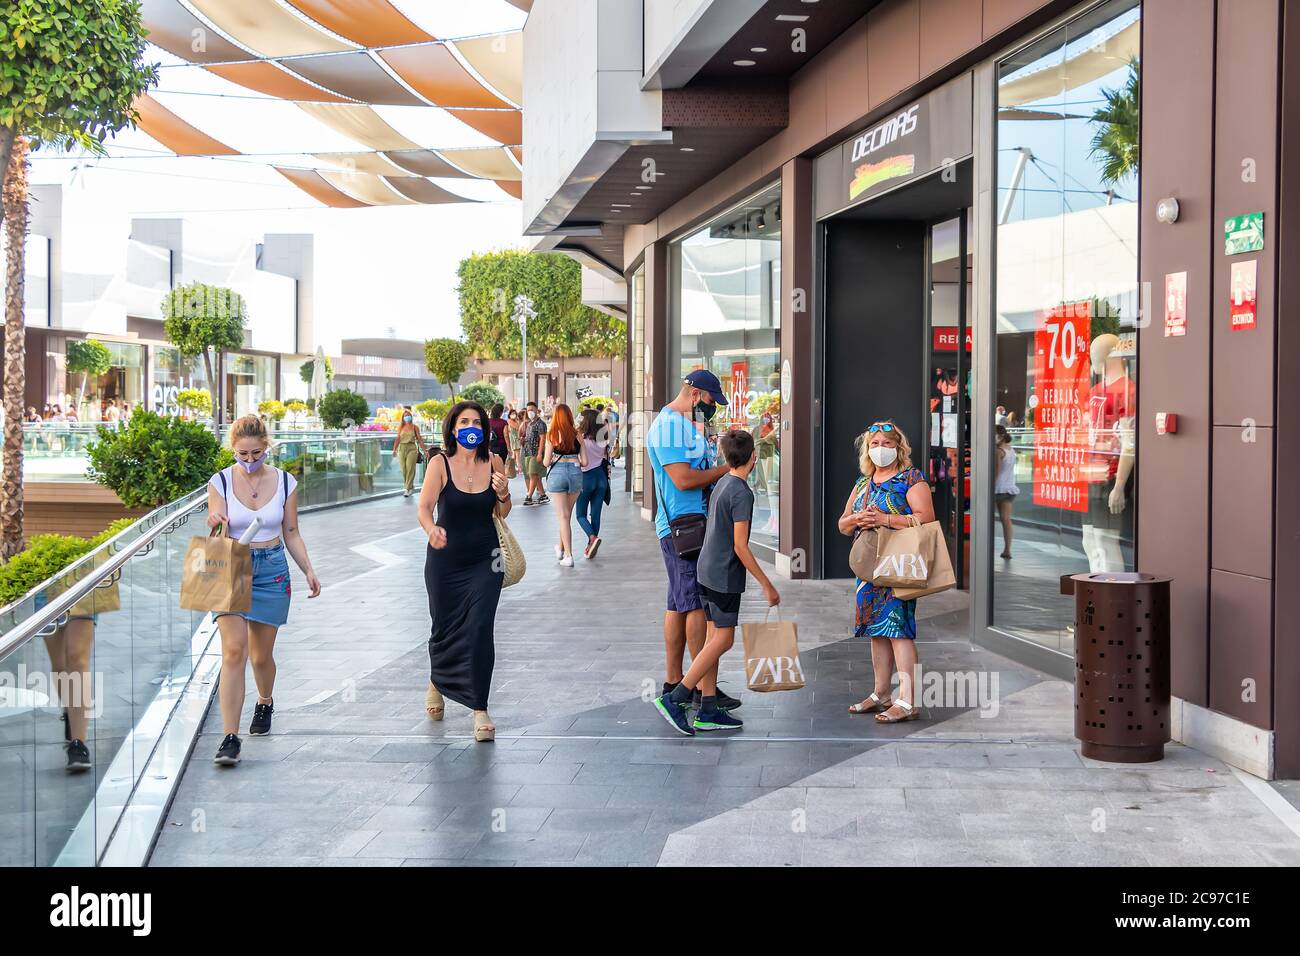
[762,605,783,623]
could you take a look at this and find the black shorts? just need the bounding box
[697,583,742,628]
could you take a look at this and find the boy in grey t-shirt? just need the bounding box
[652,429,780,735]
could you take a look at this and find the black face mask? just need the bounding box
[693,398,717,422]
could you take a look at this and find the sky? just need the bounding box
[27,0,530,353]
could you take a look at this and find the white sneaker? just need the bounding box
[554,544,564,560]
[559,554,574,568]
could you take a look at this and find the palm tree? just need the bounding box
[2,138,30,557]
[1089,58,1140,187]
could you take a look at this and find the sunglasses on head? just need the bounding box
[867,423,895,433]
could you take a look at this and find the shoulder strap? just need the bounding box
[218,468,228,497]
[282,468,289,503]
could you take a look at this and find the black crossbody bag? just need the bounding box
[653,463,708,560]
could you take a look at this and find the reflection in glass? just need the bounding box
[992,0,1140,654]
[674,184,782,549]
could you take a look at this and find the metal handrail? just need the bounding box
[0,485,208,661]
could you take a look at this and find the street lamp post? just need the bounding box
[513,294,536,407]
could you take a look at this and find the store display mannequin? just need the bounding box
[1081,332,1135,572]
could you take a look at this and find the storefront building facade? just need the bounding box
[523,0,1300,778]
[474,355,627,412]
[5,184,313,421]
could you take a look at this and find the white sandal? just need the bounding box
[875,699,920,723]
[848,692,892,714]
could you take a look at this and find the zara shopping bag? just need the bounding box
[873,516,957,600]
[741,609,805,693]
[891,521,956,600]
[870,516,933,590]
[180,530,252,613]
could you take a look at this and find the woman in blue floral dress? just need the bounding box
[837,421,935,723]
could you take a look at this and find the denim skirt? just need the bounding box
[215,543,292,628]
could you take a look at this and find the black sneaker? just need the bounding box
[522,496,534,506]
[693,708,744,732]
[693,687,743,711]
[538,494,550,504]
[249,702,273,736]
[214,733,242,766]
[652,694,695,737]
[66,739,91,773]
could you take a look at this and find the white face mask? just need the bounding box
[527,410,537,419]
[868,445,898,468]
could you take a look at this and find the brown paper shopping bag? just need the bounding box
[870,517,933,590]
[741,609,805,693]
[892,521,956,600]
[180,531,252,613]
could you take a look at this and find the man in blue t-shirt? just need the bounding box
[646,370,735,711]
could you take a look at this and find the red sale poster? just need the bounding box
[729,362,749,427]
[1032,301,1091,513]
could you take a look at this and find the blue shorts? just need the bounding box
[659,535,703,613]
[215,543,291,628]
[546,460,582,494]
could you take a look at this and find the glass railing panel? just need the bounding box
[0,638,37,866]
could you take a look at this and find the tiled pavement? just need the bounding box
[148,467,1300,867]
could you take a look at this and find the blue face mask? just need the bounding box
[456,426,485,450]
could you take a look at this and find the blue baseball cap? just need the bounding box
[684,369,728,405]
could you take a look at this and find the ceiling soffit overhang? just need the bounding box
[642,0,768,90]
[550,82,786,238]
[524,133,672,236]
[532,229,625,280]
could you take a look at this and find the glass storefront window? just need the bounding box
[992,0,1140,654]
[565,372,611,408]
[152,346,211,417]
[59,339,145,422]
[224,352,277,421]
[673,183,782,549]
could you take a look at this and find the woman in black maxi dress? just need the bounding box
[418,401,510,742]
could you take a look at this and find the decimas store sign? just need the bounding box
[1033,301,1091,513]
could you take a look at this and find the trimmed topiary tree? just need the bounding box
[316,388,370,430]
[176,388,212,418]
[161,282,247,424]
[258,399,287,423]
[86,410,233,508]
[458,381,506,411]
[424,338,469,398]
[66,338,112,415]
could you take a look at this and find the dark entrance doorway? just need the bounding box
[819,163,973,582]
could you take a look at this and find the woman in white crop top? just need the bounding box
[205,415,321,766]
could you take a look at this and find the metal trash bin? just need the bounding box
[1060,571,1172,763]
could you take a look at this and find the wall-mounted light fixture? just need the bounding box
[1155,197,1180,224]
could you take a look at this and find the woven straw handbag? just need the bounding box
[493,514,527,588]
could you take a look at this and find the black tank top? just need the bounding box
[435,453,498,562]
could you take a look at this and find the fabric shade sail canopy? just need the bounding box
[130,0,525,206]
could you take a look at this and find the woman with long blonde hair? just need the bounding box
[206,415,322,765]
[836,420,935,724]
[542,403,587,567]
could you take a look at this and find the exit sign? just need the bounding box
[1224,212,1264,255]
